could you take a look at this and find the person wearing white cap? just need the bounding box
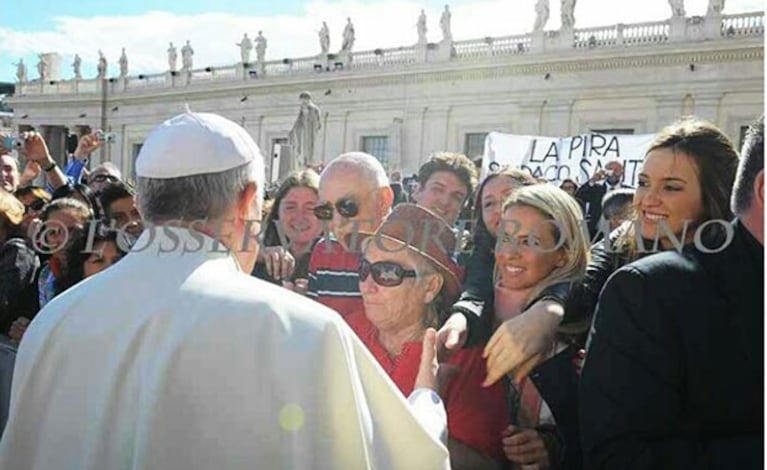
[0,111,451,469]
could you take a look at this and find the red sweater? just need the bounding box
[306,238,364,318]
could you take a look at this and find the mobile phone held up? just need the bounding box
[94,130,116,144]
[2,136,24,150]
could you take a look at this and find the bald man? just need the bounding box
[306,152,394,317]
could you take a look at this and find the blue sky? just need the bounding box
[1,0,763,83]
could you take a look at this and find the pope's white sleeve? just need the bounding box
[407,388,448,446]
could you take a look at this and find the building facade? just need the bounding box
[7,10,764,183]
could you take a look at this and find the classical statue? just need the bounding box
[97,50,107,79]
[181,40,194,70]
[533,0,550,32]
[341,18,355,52]
[14,59,26,84]
[236,33,253,64]
[255,31,267,62]
[440,5,452,42]
[561,0,577,29]
[37,54,48,81]
[707,0,725,15]
[168,42,178,72]
[668,0,686,17]
[288,92,322,168]
[119,48,128,77]
[73,54,82,79]
[319,22,330,54]
[417,9,427,44]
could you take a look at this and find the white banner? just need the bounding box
[482,132,657,187]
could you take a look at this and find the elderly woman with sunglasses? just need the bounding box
[346,203,509,470]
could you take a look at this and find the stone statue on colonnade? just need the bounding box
[37,54,48,81]
[119,48,129,77]
[533,0,550,32]
[97,50,107,79]
[168,42,178,72]
[73,54,82,79]
[668,0,686,17]
[319,21,330,54]
[237,33,253,64]
[255,31,267,62]
[440,5,452,42]
[707,0,725,15]
[288,91,322,169]
[341,18,355,52]
[561,0,577,29]
[181,41,194,71]
[14,59,27,84]
[417,10,427,44]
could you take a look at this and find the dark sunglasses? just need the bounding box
[313,198,359,220]
[90,174,119,183]
[25,199,46,213]
[359,259,417,287]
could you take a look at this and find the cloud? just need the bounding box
[0,0,761,82]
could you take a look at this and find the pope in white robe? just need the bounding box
[0,112,450,469]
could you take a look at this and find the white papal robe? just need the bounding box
[0,227,449,469]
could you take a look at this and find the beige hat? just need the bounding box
[136,111,263,179]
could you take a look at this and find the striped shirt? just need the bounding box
[307,238,363,318]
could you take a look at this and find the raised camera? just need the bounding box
[2,136,24,150]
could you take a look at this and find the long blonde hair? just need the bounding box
[499,184,589,304]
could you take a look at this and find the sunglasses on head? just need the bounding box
[313,198,359,220]
[359,259,417,287]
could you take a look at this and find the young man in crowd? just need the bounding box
[410,152,477,227]
[600,188,634,233]
[580,117,764,469]
[100,182,143,241]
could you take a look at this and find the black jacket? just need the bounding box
[580,220,763,469]
[575,182,632,238]
[0,237,40,335]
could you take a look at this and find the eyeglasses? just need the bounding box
[90,174,119,184]
[313,198,359,220]
[359,259,417,287]
[25,199,46,214]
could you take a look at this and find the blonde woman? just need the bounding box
[491,184,588,469]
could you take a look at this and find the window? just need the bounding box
[362,136,389,170]
[591,128,635,135]
[464,133,488,159]
[740,125,750,149]
[131,143,143,181]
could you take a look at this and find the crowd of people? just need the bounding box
[0,111,762,469]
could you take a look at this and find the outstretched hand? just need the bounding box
[435,312,467,362]
[415,328,460,395]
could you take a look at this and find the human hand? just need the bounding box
[589,169,607,183]
[282,278,309,295]
[501,426,550,467]
[436,312,467,361]
[9,316,31,344]
[73,132,103,160]
[415,328,460,395]
[19,132,54,166]
[482,300,562,386]
[262,246,296,281]
[20,160,41,185]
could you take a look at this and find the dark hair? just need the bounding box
[618,117,739,259]
[41,197,92,222]
[559,179,578,191]
[418,152,479,199]
[54,229,126,295]
[99,182,135,220]
[471,168,537,248]
[52,183,100,220]
[601,188,634,219]
[262,169,320,248]
[732,116,764,215]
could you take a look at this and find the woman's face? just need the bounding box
[83,240,122,278]
[277,186,321,248]
[495,205,566,291]
[358,238,440,333]
[481,176,521,238]
[634,148,704,245]
[560,182,577,197]
[46,209,86,260]
[16,194,46,231]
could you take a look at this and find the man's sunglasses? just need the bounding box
[359,259,417,287]
[90,174,119,184]
[25,199,46,213]
[313,198,359,220]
